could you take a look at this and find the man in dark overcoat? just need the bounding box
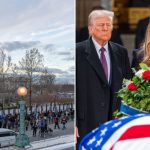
[76,9,133,146]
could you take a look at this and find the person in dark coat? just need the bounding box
[54,116,60,129]
[131,48,143,69]
[76,9,132,147]
[32,120,38,137]
[135,17,149,49]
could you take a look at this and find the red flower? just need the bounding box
[128,83,137,91]
[143,70,150,80]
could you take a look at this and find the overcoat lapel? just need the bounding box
[85,38,108,84]
[108,42,120,86]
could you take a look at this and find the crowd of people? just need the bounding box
[0,108,74,138]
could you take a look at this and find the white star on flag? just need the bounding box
[112,121,122,128]
[136,114,145,117]
[100,127,107,136]
[92,127,99,133]
[119,116,128,120]
[95,137,103,147]
[87,136,96,145]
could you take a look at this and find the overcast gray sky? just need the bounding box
[0,0,75,84]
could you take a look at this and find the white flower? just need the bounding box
[122,79,132,87]
[135,69,145,78]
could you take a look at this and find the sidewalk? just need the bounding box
[1,134,74,150]
[28,134,74,150]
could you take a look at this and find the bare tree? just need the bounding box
[19,48,44,110]
[0,49,13,110]
[39,68,56,94]
[0,49,12,75]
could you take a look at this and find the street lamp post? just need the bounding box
[16,82,30,148]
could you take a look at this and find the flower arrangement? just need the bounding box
[117,63,150,113]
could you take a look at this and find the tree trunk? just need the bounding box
[29,77,32,113]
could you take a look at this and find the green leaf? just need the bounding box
[132,68,136,73]
[139,63,149,70]
[132,76,140,84]
[113,109,126,118]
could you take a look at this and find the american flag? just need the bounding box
[79,114,150,150]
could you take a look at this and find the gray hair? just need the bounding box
[88,10,114,25]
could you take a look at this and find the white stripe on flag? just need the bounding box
[113,137,150,150]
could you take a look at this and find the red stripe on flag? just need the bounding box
[110,125,150,150]
[118,125,150,140]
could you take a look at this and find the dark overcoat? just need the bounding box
[76,38,132,142]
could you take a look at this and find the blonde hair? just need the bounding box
[88,10,114,25]
[142,23,150,65]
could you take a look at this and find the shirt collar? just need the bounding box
[92,37,108,53]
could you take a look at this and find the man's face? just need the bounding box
[89,16,113,44]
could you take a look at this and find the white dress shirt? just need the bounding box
[92,37,110,82]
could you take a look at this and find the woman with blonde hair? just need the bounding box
[133,23,150,69]
[142,23,150,66]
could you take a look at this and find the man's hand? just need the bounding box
[75,126,80,143]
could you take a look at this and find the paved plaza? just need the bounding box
[0,120,74,150]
